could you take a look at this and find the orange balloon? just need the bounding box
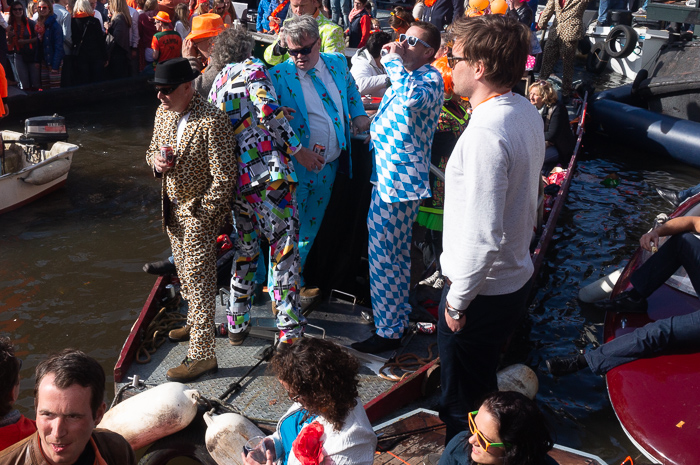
[470,0,489,11]
[490,0,507,14]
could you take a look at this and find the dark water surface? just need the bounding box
[2,86,699,464]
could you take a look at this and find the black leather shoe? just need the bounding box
[655,187,680,208]
[143,259,177,275]
[594,290,648,313]
[351,334,402,354]
[546,356,584,376]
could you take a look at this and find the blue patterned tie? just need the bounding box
[306,68,346,151]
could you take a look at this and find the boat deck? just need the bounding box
[115,279,439,425]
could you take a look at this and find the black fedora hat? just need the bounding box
[149,58,201,86]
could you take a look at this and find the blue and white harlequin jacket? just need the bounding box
[370,54,444,203]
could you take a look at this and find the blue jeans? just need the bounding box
[598,0,626,24]
[331,0,350,28]
[678,183,700,203]
[585,310,700,374]
[437,280,531,444]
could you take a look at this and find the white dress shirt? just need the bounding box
[297,58,345,169]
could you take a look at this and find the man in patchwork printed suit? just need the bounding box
[269,15,369,302]
[352,22,444,354]
[146,58,237,382]
[208,26,305,346]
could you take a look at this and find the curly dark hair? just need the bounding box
[465,391,553,465]
[210,25,255,73]
[270,338,360,431]
[0,337,20,417]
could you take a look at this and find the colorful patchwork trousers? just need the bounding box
[168,213,218,361]
[229,179,305,335]
[367,187,421,339]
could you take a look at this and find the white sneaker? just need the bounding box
[432,276,445,289]
[632,8,646,16]
[419,270,441,286]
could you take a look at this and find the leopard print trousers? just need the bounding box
[168,211,218,361]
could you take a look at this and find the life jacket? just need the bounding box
[348,9,368,48]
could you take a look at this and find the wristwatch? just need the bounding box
[446,301,465,320]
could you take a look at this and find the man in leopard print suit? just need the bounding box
[146,58,238,382]
[537,0,589,99]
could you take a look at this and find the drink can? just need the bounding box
[417,322,436,334]
[161,144,176,167]
[312,143,326,157]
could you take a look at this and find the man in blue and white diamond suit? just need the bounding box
[352,21,444,354]
[270,15,370,303]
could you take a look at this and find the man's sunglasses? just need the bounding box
[288,43,316,57]
[399,33,432,49]
[468,411,510,453]
[446,50,468,69]
[156,85,178,95]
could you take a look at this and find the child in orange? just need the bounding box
[151,11,182,65]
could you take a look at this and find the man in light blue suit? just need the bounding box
[269,15,370,304]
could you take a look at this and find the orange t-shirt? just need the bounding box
[151,30,183,64]
[0,415,37,451]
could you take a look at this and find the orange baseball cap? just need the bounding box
[186,13,228,40]
[154,11,171,22]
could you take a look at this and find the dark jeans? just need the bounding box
[630,232,700,299]
[585,232,700,374]
[437,279,531,445]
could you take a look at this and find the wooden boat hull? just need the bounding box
[0,131,79,214]
[605,195,700,464]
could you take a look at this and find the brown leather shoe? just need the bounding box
[300,286,321,298]
[166,357,218,382]
[228,326,250,346]
[271,301,278,317]
[168,325,191,342]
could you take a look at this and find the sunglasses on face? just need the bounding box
[468,411,509,453]
[446,50,468,69]
[399,33,432,49]
[288,42,316,57]
[156,85,178,95]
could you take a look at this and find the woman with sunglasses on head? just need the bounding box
[6,0,40,91]
[35,0,63,89]
[388,6,414,39]
[241,338,376,465]
[439,391,555,465]
[528,80,575,171]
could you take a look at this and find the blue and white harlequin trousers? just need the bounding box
[367,187,421,339]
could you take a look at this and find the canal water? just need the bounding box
[2,78,699,464]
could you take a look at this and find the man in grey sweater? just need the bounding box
[438,15,545,444]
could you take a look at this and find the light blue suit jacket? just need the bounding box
[269,52,366,176]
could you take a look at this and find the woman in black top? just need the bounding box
[529,80,575,169]
[71,0,106,84]
[105,0,132,80]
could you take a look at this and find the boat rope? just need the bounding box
[135,305,187,364]
[378,343,437,382]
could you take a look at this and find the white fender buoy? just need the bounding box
[100,383,200,451]
[204,411,265,465]
[21,158,70,185]
[578,268,623,303]
[497,364,539,400]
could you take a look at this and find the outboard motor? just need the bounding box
[24,114,68,150]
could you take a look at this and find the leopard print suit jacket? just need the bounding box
[538,0,590,43]
[146,92,238,230]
